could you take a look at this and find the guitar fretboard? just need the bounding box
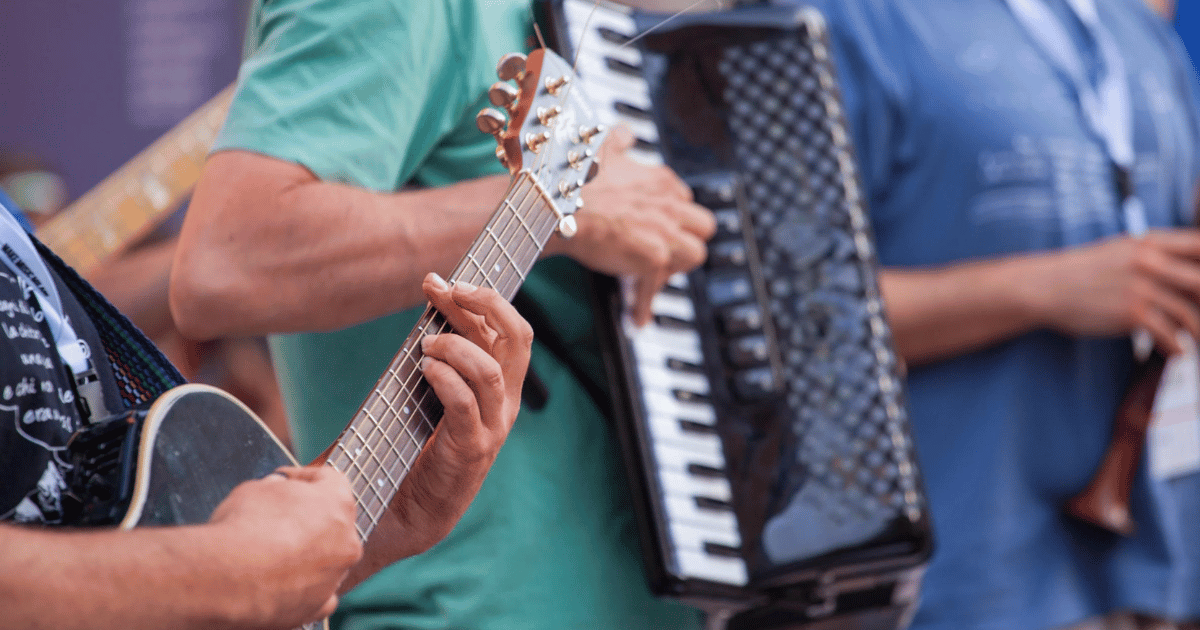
[36,84,235,274]
[326,172,562,539]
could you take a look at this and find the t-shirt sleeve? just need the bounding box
[213,0,475,192]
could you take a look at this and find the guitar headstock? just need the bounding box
[477,49,605,237]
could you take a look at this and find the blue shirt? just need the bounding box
[805,0,1200,628]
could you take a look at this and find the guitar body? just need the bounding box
[65,384,327,630]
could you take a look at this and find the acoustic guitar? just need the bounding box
[60,48,603,630]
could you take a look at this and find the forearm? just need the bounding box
[880,254,1050,366]
[171,150,510,338]
[0,524,244,630]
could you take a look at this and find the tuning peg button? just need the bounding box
[476,108,507,136]
[578,124,605,144]
[525,131,551,153]
[497,53,527,81]
[558,215,578,239]
[545,75,570,95]
[488,82,519,109]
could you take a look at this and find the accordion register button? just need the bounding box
[712,208,742,238]
[727,335,770,367]
[706,272,754,307]
[720,303,764,334]
[733,366,779,400]
[690,174,739,207]
[709,240,748,268]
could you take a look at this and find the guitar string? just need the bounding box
[339,51,592,531]
[337,175,553,530]
[348,186,552,532]
[348,46,585,529]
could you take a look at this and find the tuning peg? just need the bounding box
[476,108,507,137]
[558,179,584,197]
[567,149,593,170]
[537,106,562,126]
[496,53,527,81]
[577,124,605,144]
[495,145,510,169]
[489,82,519,109]
[525,131,551,153]
[544,75,570,95]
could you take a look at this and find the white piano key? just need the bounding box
[661,468,733,503]
[652,436,726,473]
[676,548,749,586]
[670,519,742,551]
[652,429,724,466]
[637,363,710,397]
[649,411,720,443]
[628,149,664,167]
[627,324,704,364]
[652,291,696,321]
[667,273,690,289]
[663,493,738,534]
[642,390,717,426]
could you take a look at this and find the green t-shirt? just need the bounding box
[214,1,704,628]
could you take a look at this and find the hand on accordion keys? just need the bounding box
[542,125,716,326]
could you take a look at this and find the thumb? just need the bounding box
[600,124,635,157]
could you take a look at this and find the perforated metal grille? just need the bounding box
[718,28,923,542]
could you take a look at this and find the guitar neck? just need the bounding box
[36,84,235,275]
[326,172,561,539]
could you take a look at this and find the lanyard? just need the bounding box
[1004,0,1148,235]
[0,209,106,420]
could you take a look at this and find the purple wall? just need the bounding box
[0,0,244,200]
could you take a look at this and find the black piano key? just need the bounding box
[679,419,717,435]
[634,137,659,153]
[654,314,695,330]
[666,357,706,374]
[614,101,654,120]
[673,388,710,404]
[598,26,633,45]
[688,463,727,478]
[694,496,734,512]
[605,57,642,77]
[704,542,744,558]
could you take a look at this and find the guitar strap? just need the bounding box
[31,237,185,413]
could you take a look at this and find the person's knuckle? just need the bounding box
[479,361,504,391]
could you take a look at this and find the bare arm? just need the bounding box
[883,231,1200,367]
[171,128,713,339]
[171,150,508,338]
[0,467,360,630]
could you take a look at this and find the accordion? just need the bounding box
[540,2,934,628]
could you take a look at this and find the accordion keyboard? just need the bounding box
[563,0,751,587]
[547,0,932,617]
